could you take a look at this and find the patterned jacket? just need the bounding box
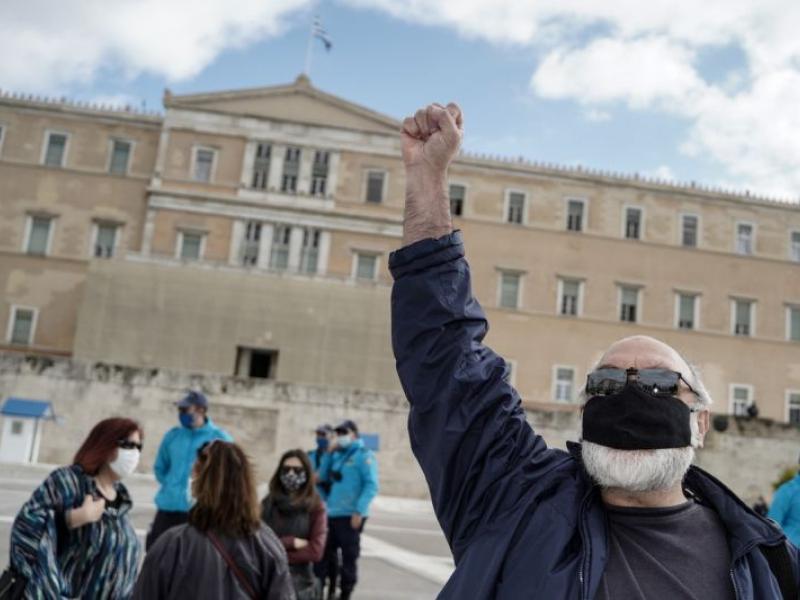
[10,465,141,599]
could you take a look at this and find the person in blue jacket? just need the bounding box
[317,419,378,600]
[145,390,232,550]
[769,464,800,546]
[391,101,799,599]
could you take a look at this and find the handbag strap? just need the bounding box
[207,532,259,600]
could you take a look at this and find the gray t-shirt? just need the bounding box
[596,500,735,599]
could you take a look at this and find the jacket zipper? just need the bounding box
[729,567,739,600]
[577,492,594,600]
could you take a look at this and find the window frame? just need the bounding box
[557,277,584,317]
[497,269,524,310]
[786,389,800,424]
[790,230,800,263]
[90,221,120,259]
[352,251,381,281]
[674,291,700,330]
[786,304,800,342]
[448,182,468,218]
[730,297,756,337]
[175,229,207,261]
[552,364,577,403]
[735,221,756,256]
[6,305,38,346]
[504,189,528,225]
[23,214,55,256]
[565,197,588,232]
[0,122,6,158]
[679,212,701,248]
[729,383,753,416]
[41,129,70,168]
[191,145,218,183]
[106,137,134,175]
[621,205,645,240]
[618,284,642,324]
[363,169,388,204]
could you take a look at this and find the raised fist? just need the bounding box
[401,103,463,176]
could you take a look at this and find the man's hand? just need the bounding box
[351,513,363,530]
[400,103,463,247]
[67,494,106,529]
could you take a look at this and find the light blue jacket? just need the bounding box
[153,418,232,512]
[769,474,800,547]
[318,439,379,518]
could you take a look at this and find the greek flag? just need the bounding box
[313,17,333,51]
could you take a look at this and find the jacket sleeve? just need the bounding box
[259,527,297,600]
[768,483,792,527]
[286,505,327,564]
[355,451,379,516]
[153,430,172,485]
[132,533,174,599]
[390,231,567,558]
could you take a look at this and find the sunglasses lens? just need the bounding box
[586,369,627,395]
[638,370,680,394]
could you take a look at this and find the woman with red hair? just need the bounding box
[4,417,143,599]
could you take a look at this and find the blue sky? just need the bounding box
[2,0,798,199]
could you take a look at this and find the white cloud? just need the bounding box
[583,109,612,123]
[0,0,311,92]
[345,0,800,197]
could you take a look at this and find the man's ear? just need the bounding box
[695,410,710,448]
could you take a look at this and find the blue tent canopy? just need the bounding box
[1,398,55,419]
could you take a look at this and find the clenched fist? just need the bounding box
[400,103,464,247]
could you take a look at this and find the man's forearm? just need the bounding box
[402,170,452,246]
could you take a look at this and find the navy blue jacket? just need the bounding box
[389,231,798,599]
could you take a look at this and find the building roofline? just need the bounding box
[0,89,163,124]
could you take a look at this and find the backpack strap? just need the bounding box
[760,542,799,600]
[207,532,259,600]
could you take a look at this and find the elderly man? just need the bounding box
[389,102,799,599]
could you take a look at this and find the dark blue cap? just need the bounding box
[176,391,208,409]
[334,419,358,435]
[315,423,334,435]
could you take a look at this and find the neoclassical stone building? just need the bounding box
[1,75,799,421]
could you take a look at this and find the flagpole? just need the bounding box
[303,17,315,77]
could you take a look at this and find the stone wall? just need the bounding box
[1,353,798,503]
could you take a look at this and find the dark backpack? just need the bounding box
[761,543,799,600]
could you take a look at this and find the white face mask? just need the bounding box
[109,448,140,479]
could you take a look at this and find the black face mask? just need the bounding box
[582,384,693,450]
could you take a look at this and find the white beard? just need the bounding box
[580,411,700,492]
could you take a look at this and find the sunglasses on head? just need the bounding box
[281,466,305,475]
[586,367,700,399]
[118,440,143,451]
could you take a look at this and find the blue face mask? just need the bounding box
[317,437,329,451]
[179,413,195,429]
[337,435,352,449]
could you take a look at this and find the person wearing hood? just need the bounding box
[145,390,232,550]
[390,101,800,599]
[4,418,143,599]
[316,420,378,600]
[261,449,327,599]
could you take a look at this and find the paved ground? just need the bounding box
[0,462,452,599]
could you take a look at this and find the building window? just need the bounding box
[7,307,37,346]
[681,214,698,248]
[178,231,204,261]
[791,232,800,263]
[109,139,132,175]
[0,124,5,156]
[787,306,800,342]
[566,199,585,232]
[93,223,118,258]
[354,253,378,281]
[619,286,639,323]
[251,143,271,189]
[25,216,53,256]
[241,221,261,266]
[236,347,278,379]
[193,148,215,182]
[730,385,752,416]
[270,226,291,270]
[676,293,697,330]
[281,147,301,192]
[449,184,466,217]
[499,272,521,309]
[365,171,386,204]
[733,299,753,336]
[506,192,525,224]
[736,223,754,255]
[624,207,642,240]
[311,151,329,196]
[43,132,68,167]
[558,279,581,316]
[300,228,321,274]
[10,420,23,435]
[553,367,575,402]
[787,392,800,425]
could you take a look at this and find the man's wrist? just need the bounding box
[403,169,452,246]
